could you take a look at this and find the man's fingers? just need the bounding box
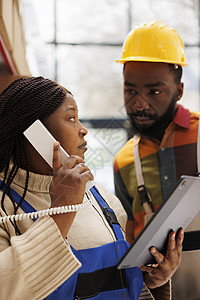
[166,229,184,258]
[139,265,157,275]
[166,231,176,257]
[176,228,184,256]
[150,247,166,265]
[140,229,184,290]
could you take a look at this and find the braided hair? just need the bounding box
[0,76,69,234]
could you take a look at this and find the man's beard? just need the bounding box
[127,94,177,140]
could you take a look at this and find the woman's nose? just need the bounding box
[80,126,88,136]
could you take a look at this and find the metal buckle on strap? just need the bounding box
[137,184,151,205]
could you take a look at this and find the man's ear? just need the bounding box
[176,82,184,102]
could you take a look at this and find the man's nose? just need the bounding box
[134,94,150,111]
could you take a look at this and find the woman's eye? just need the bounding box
[69,116,75,122]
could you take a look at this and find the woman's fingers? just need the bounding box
[80,170,94,182]
[52,142,84,175]
[56,160,93,183]
[52,142,62,175]
[64,155,85,168]
[50,143,93,238]
[51,142,93,207]
[74,163,94,176]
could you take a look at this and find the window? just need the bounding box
[22,0,200,192]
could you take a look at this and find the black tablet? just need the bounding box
[117,175,200,269]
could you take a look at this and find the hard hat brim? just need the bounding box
[115,56,188,66]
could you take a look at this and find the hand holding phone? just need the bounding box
[24,120,94,191]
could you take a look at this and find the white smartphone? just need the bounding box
[24,119,94,191]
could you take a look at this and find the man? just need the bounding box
[114,20,200,300]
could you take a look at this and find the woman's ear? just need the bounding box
[176,82,184,102]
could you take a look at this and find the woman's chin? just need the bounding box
[75,151,85,160]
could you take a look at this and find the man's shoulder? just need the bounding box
[190,110,200,119]
[188,111,200,129]
[115,138,134,159]
[114,138,134,170]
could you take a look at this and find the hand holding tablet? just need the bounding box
[117,176,200,269]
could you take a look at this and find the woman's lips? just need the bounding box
[78,141,87,150]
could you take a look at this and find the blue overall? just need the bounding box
[0,181,143,299]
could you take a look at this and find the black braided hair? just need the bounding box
[0,76,70,235]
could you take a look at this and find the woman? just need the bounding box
[0,77,183,300]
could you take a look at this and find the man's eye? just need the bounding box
[125,88,136,95]
[150,90,161,95]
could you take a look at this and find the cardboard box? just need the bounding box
[0,0,13,51]
[12,0,30,75]
[0,74,29,92]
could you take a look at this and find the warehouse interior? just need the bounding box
[0,0,200,191]
[0,1,200,299]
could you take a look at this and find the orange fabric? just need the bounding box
[174,115,200,147]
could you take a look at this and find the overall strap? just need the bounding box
[0,179,38,221]
[90,186,124,241]
[133,135,153,214]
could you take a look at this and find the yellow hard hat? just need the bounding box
[116,20,188,66]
